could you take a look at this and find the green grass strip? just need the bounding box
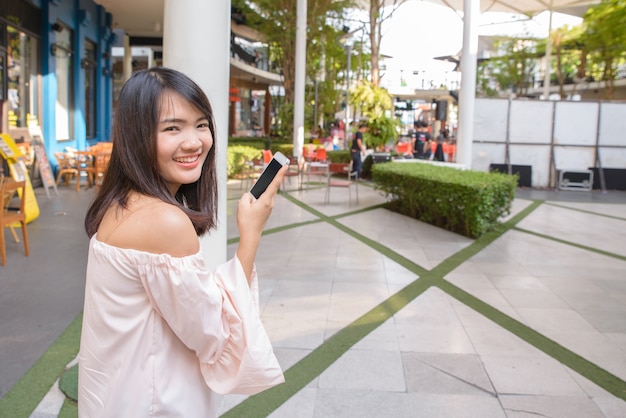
[222,276,435,418]
[514,226,626,262]
[545,201,626,221]
[0,314,82,418]
[436,279,626,401]
[58,397,78,418]
[227,218,324,245]
[282,193,430,277]
[430,201,544,278]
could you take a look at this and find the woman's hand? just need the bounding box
[236,164,288,281]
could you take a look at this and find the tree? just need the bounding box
[476,36,540,97]
[234,0,352,136]
[580,0,626,99]
[357,0,406,87]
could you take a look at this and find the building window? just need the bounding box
[7,26,40,128]
[83,39,97,139]
[53,23,74,141]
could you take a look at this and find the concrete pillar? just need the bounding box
[163,0,230,268]
[123,34,132,81]
[456,0,479,169]
[292,0,307,158]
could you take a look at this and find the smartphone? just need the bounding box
[249,151,289,199]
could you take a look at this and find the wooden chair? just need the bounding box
[93,151,112,190]
[75,151,97,191]
[54,152,78,186]
[1,180,29,266]
[325,161,358,205]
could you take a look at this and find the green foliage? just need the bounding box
[580,0,626,97]
[365,116,400,150]
[227,145,264,178]
[350,81,399,149]
[327,150,351,163]
[350,80,394,117]
[372,162,517,238]
[477,36,541,96]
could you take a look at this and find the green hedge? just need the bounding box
[227,145,264,178]
[372,162,517,238]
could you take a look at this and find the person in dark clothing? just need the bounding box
[351,123,367,178]
[412,121,431,159]
[433,128,448,162]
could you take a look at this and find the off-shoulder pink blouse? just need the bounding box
[78,235,284,417]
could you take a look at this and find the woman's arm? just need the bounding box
[236,165,288,283]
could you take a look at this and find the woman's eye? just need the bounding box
[198,122,210,129]
[164,126,179,132]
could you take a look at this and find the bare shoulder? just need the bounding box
[100,196,199,257]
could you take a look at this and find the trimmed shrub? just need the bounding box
[373,162,517,238]
[227,145,263,178]
[327,150,351,163]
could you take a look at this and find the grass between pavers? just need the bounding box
[224,197,626,416]
[0,315,81,418]
[6,192,626,417]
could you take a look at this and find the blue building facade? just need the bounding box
[2,0,113,161]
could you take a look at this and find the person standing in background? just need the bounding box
[351,123,367,178]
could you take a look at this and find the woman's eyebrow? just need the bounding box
[159,116,208,124]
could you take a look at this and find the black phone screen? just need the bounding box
[249,158,283,199]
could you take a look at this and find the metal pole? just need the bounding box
[345,42,352,149]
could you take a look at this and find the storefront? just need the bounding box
[0,0,114,174]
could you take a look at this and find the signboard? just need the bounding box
[32,141,58,198]
[0,133,40,223]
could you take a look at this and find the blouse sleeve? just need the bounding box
[136,253,284,395]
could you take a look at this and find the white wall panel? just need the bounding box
[553,146,596,170]
[599,103,626,146]
[599,147,626,168]
[509,144,551,187]
[509,101,553,144]
[472,142,505,172]
[474,98,508,142]
[553,102,598,145]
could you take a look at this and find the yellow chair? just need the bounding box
[1,180,30,266]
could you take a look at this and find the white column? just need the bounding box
[123,34,132,81]
[163,0,230,268]
[292,0,307,158]
[456,0,479,170]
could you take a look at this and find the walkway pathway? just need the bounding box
[0,179,625,417]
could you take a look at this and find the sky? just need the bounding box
[373,1,584,90]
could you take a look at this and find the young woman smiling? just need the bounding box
[80,67,286,417]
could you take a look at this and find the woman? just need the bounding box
[79,67,286,417]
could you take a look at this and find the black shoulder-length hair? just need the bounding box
[84,67,218,238]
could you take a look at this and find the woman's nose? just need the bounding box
[182,130,203,148]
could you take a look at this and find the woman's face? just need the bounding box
[157,91,213,194]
